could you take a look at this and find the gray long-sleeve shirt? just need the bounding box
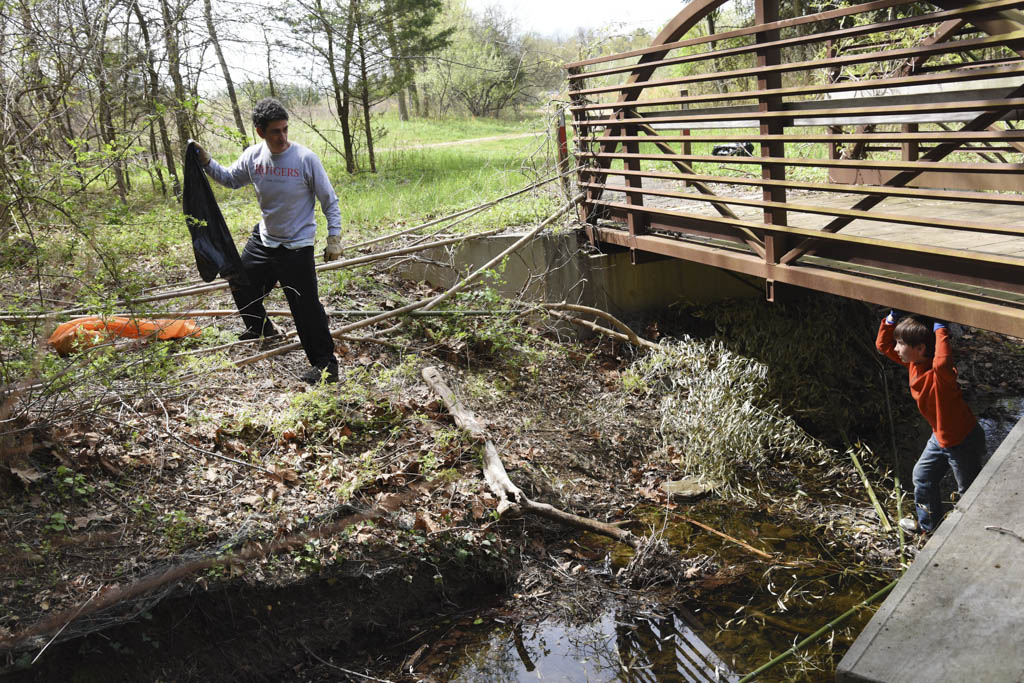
[204,141,342,249]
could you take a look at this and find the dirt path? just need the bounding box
[382,131,541,152]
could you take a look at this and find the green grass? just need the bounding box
[372,112,544,147]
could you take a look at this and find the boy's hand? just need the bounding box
[885,309,904,324]
[933,320,947,331]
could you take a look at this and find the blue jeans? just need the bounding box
[912,423,985,532]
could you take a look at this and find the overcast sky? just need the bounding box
[464,0,688,38]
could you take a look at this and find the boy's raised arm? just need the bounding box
[931,321,959,383]
[876,310,904,365]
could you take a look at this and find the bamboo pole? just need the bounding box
[674,513,775,560]
[546,310,659,350]
[95,309,511,319]
[737,579,898,683]
[19,174,565,319]
[422,193,585,311]
[848,445,893,532]
[882,369,907,566]
[2,228,505,322]
[233,193,584,368]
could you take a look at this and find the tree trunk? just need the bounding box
[132,0,179,196]
[203,0,247,146]
[159,0,192,155]
[263,25,276,98]
[382,11,409,121]
[89,0,127,202]
[408,80,421,118]
[147,124,167,196]
[355,1,376,173]
[340,0,357,173]
[316,0,353,173]
[397,89,408,121]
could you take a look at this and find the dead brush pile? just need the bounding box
[611,338,837,501]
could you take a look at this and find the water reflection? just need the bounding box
[977,396,1024,461]
[445,608,738,682]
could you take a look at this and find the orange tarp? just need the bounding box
[48,316,200,355]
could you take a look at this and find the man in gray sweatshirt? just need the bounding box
[196,98,342,384]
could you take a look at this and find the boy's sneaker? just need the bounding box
[301,362,338,385]
[898,517,923,535]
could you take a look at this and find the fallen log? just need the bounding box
[421,365,638,549]
[542,303,659,350]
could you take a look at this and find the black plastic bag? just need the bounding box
[182,142,248,284]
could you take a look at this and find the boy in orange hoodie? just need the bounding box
[876,311,985,534]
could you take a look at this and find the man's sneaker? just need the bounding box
[301,362,338,385]
[898,517,923,535]
[240,324,282,349]
[258,331,283,350]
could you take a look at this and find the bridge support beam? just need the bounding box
[593,227,1024,338]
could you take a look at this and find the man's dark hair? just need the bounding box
[252,98,289,131]
[894,315,935,357]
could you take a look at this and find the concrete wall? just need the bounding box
[399,231,759,325]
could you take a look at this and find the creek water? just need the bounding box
[402,398,1024,683]
[411,500,891,682]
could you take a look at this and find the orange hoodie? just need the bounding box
[876,319,977,448]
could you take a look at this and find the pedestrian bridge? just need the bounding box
[565,0,1024,338]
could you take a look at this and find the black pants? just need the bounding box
[230,226,335,368]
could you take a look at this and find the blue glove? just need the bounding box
[933,320,946,331]
[885,309,903,324]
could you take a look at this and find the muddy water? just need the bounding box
[419,501,893,682]
[413,400,1024,682]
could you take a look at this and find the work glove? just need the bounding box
[885,309,904,324]
[188,139,211,166]
[324,234,343,262]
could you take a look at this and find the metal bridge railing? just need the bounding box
[565,0,1024,338]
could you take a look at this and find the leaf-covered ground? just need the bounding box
[2,231,1022,681]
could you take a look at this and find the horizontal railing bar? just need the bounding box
[587,167,1024,206]
[578,130,1024,144]
[795,258,1024,309]
[569,64,1024,113]
[565,0,917,70]
[581,181,1024,236]
[577,150,1024,173]
[572,97,1024,128]
[626,214,1024,295]
[567,31,1024,98]
[611,209,1024,292]
[569,0,1024,83]
[591,199,1024,268]
[590,228,1024,337]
